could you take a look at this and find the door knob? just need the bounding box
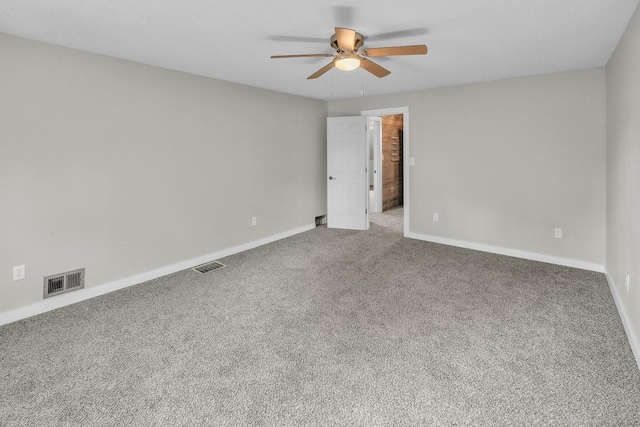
[329,176,336,180]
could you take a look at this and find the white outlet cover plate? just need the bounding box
[13,265,25,281]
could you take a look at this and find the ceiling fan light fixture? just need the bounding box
[334,54,361,71]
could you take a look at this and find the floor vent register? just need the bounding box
[192,261,226,274]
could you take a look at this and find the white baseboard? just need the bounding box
[0,223,316,326]
[605,271,640,372]
[405,232,605,273]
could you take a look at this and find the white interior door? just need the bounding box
[327,116,369,230]
[368,117,382,213]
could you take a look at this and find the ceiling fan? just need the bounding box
[270,27,428,79]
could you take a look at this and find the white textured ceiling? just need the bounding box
[1,0,638,100]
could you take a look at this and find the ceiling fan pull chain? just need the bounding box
[331,67,335,98]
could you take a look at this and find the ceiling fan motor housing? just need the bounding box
[331,31,365,51]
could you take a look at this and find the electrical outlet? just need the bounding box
[626,272,630,292]
[13,265,25,281]
[433,213,439,222]
[554,228,562,239]
[409,157,415,166]
[251,217,257,226]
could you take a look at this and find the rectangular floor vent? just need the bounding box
[44,268,85,299]
[192,261,225,274]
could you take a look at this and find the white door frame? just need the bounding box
[361,107,409,237]
[367,117,382,213]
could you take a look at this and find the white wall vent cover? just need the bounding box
[192,261,226,274]
[44,268,85,299]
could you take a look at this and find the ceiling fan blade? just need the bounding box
[363,45,428,57]
[307,62,335,79]
[360,58,390,78]
[335,27,356,51]
[367,28,428,42]
[271,54,335,59]
[266,35,327,43]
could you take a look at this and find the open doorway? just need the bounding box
[362,107,409,236]
[368,115,404,212]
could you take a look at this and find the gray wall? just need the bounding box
[329,69,607,266]
[606,5,640,359]
[0,34,327,313]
